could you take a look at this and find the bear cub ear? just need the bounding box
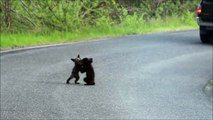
[89,58,93,63]
[71,58,75,62]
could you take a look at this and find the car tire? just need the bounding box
[200,34,209,43]
[200,27,211,43]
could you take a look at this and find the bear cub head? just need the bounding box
[71,54,82,66]
[82,58,93,66]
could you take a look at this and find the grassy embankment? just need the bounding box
[1,14,198,49]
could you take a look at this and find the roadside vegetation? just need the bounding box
[1,0,199,49]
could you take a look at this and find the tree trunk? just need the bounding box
[151,0,166,10]
[3,0,12,29]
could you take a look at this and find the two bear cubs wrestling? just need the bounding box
[66,55,95,85]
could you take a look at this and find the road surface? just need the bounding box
[1,30,212,119]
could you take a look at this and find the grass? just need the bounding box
[0,16,198,49]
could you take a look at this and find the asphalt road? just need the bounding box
[1,30,212,119]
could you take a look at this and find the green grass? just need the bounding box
[0,16,198,49]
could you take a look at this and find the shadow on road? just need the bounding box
[30,80,85,86]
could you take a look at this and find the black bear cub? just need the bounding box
[66,55,82,84]
[81,58,95,85]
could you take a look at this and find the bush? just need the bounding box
[1,0,199,34]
